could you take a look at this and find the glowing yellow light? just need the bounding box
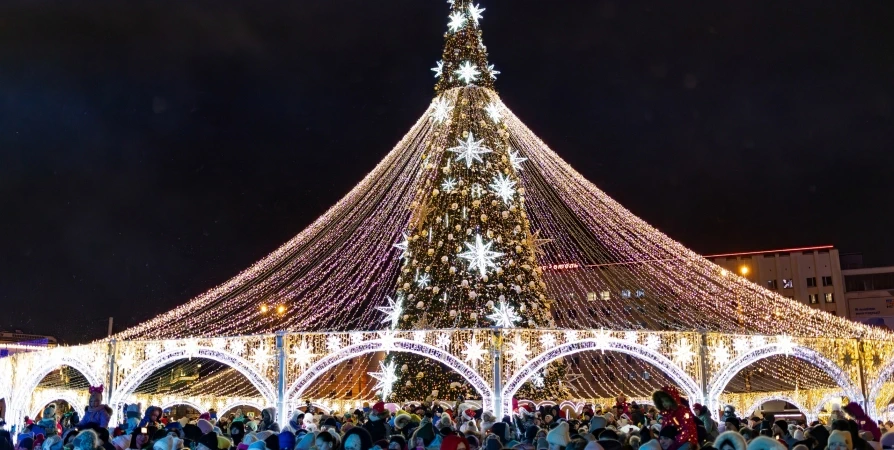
[277,305,285,314]
[720,269,729,277]
[740,266,750,275]
[260,305,268,313]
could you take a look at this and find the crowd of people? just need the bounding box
[2,385,894,450]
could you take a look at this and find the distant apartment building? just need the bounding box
[842,254,894,331]
[0,330,57,357]
[705,245,847,317]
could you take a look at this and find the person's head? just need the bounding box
[344,427,373,450]
[15,437,34,450]
[88,391,102,409]
[658,427,678,450]
[827,430,853,450]
[131,428,149,449]
[389,436,407,450]
[773,421,788,438]
[316,430,337,450]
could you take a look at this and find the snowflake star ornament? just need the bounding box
[369,360,398,401]
[672,337,695,367]
[484,102,502,123]
[431,97,453,123]
[467,3,485,26]
[711,343,731,365]
[447,11,466,32]
[539,333,557,350]
[487,64,500,80]
[507,335,530,364]
[489,173,517,205]
[508,149,527,171]
[417,273,432,288]
[326,335,342,353]
[435,333,451,349]
[776,334,796,356]
[454,61,481,85]
[291,340,318,370]
[448,132,492,168]
[441,177,458,192]
[432,60,444,78]
[644,334,661,351]
[462,337,487,368]
[376,295,403,330]
[458,234,504,277]
[487,301,522,328]
[394,232,410,261]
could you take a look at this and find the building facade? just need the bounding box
[0,330,57,357]
[706,245,848,317]
[843,264,894,331]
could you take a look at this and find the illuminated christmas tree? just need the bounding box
[385,0,565,403]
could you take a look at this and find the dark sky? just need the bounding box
[1,0,892,344]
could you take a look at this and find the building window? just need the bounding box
[600,291,611,301]
[621,289,631,299]
[586,292,598,301]
[806,277,817,287]
[767,280,778,289]
[782,279,794,289]
[825,293,835,303]
[635,289,645,298]
[822,276,833,286]
[809,294,819,304]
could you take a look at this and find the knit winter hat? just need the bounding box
[295,432,315,450]
[829,430,854,450]
[589,417,607,434]
[197,420,214,436]
[547,422,571,447]
[278,431,295,450]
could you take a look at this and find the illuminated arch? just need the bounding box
[111,347,276,423]
[812,391,845,418]
[286,338,494,412]
[502,337,703,414]
[866,357,894,418]
[30,391,86,420]
[9,355,102,429]
[219,400,266,416]
[743,394,814,422]
[158,400,208,414]
[707,344,860,414]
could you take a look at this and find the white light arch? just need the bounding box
[220,400,266,416]
[9,355,103,429]
[286,338,494,412]
[111,347,276,423]
[158,400,208,414]
[30,392,86,420]
[866,357,894,418]
[707,344,860,414]
[812,391,845,418]
[502,337,703,414]
[743,394,814,423]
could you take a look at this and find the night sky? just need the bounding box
[2,1,892,343]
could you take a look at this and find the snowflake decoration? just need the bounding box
[435,333,451,349]
[210,338,227,351]
[432,60,444,78]
[251,343,272,369]
[776,334,796,357]
[117,350,137,375]
[144,342,162,359]
[750,335,766,348]
[458,234,504,277]
[489,173,517,205]
[624,331,639,344]
[394,232,410,261]
[376,295,403,330]
[441,177,458,192]
[487,301,522,328]
[413,330,427,343]
[487,64,500,80]
[564,330,578,343]
[368,360,398,401]
[507,335,530,364]
[430,97,453,123]
[508,149,527,171]
[645,334,661,351]
[484,102,502,123]
[733,337,751,355]
[448,132,492,168]
[326,335,343,353]
[350,332,365,345]
[470,183,485,198]
[377,330,396,352]
[229,339,246,357]
[447,11,466,32]
[182,339,200,359]
[711,343,731,365]
[417,273,432,288]
[539,333,557,350]
[462,337,487,369]
[290,340,318,370]
[672,337,695,367]
[467,3,485,26]
[530,371,545,388]
[454,61,481,85]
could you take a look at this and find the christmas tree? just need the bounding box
[383,0,566,403]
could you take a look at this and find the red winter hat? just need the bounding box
[372,402,386,414]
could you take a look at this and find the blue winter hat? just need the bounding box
[278,431,296,450]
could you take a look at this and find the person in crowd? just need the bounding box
[258,409,279,434]
[77,387,111,428]
[139,408,163,430]
[715,431,748,450]
[828,431,854,450]
[652,387,697,450]
[344,426,373,450]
